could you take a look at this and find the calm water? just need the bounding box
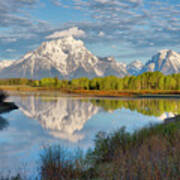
[0,94,180,176]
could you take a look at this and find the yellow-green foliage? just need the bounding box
[0,72,180,90]
[90,98,180,116]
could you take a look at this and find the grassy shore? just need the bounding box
[67,89,180,97]
[0,85,180,98]
[0,85,57,92]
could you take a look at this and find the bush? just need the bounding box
[40,146,87,180]
[86,121,180,179]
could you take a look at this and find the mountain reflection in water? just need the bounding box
[14,96,180,124]
[13,96,99,142]
[10,95,180,143]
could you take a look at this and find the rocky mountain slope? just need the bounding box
[141,49,180,74]
[127,60,144,75]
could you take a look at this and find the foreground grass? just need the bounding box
[40,118,180,180]
[1,117,180,180]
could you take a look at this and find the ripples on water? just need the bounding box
[0,94,180,176]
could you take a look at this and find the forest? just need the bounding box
[0,71,180,91]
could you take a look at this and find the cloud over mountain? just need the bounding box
[46,27,86,39]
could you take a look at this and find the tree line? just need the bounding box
[0,71,180,90]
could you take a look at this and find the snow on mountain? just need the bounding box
[13,96,99,142]
[141,49,180,74]
[0,36,128,79]
[127,60,144,75]
[0,39,180,79]
[98,56,127,77]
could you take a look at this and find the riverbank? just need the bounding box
[0,85,180,98]
[67,89,180,98]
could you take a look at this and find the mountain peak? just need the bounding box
[141,49,180,75]
[127,60,143,75]
[38,36,84,53]
[159,49,171,53]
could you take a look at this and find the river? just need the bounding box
[0,93,180,177]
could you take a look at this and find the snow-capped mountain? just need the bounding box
[141,49,180,74]
[0,36,127,79]
[0,37,180,79]
[127,60,144,75]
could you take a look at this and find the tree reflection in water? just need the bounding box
[90,98,180,117]
[0,116,9,130]
[0,91,18,131]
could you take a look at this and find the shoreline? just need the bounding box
[0,85,180,98]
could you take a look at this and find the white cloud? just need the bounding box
[94,0,109,3]
[1,37,17,43]
[129,0,142,3]
[46,27,86,39]
[98,31,105,37]
[5,49,16,52]
[50,0,62,6]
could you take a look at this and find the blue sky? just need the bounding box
[0,0,180,63]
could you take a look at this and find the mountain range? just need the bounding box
[0,36,180,79]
